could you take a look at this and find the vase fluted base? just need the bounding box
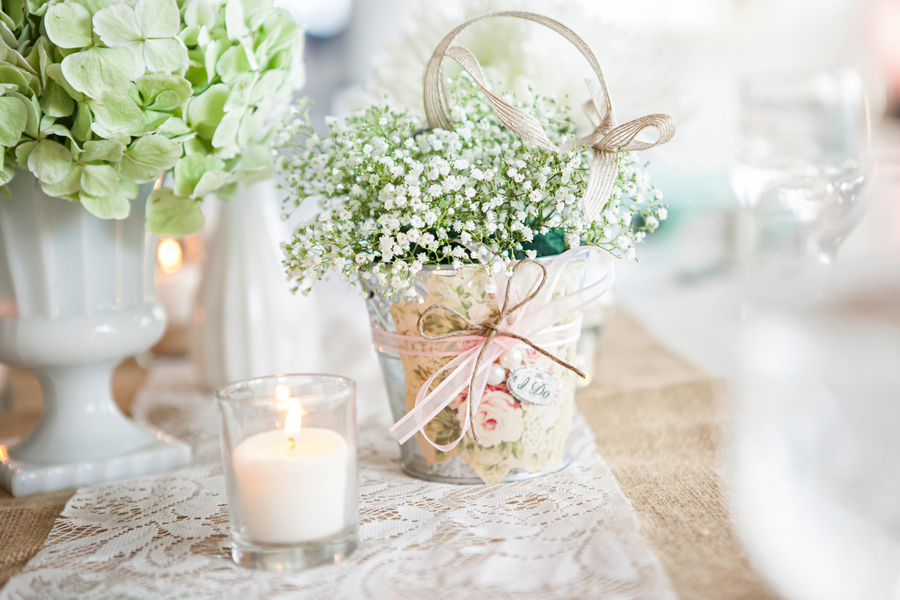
[1,434,192,497]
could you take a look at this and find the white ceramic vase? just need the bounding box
[191,179,321,389]
[0,172,192,496]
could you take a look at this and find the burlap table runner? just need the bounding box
[582,315,779,600]
[0,318,779,599]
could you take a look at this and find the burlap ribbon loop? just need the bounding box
[416,259,585,442]
[422,10,676,222]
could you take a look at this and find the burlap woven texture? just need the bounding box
[582,314,780,600]
[0,320,780,598]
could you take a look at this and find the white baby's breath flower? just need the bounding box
[279,74,666,295]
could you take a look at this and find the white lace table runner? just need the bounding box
[2,360,675,600]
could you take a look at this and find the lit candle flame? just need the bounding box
[157,238,183,274]
[284,404,302,449]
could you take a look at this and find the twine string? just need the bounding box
[416,259,585,442]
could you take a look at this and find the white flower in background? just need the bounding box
[368,0,685,134]
[473,391,524,447]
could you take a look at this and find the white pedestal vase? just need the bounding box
[191,180,321,389]
[0,172,192,497]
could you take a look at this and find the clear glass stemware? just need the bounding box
[731,69,871,265]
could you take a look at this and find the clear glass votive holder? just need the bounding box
[215,374,358,571]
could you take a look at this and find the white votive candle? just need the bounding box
[232,405,349,544]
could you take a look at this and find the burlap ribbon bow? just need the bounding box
[423,10,676,222]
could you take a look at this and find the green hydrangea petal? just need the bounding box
[36,38,50,86]
[237,107,263,147]
[44,1,92,49]
[184,0,214,28]
[126,109,171,136]
[27,138,72,184]
[133,74,192,107]
[39,79,75,117]
[71,101,92,141]
[224,0,249,41]
[191,168,227,197]
[249,69,286,104]
[211,107,241,150]
[4,0,25,28]
[88,91,143,132]
[92,2,140,45]
[14,140,36,169]
[41,166,82,196]
[223,76,254,112]
[135,0,180,38]
[4,91,40,138]
[79,139,124,162]
[155,116,195,141]
[81,191,130,219]
[118,178,139,199]
[186,82,228,127]
[61,46,136,99]
[80,162,118,196]
[227,144,272,183]
[178,24,201,47]
[0,164,12,187]
[203,38,228,83]
[128,134,181,168]
[89,121,131,145]
[215,45,249,84]
[45,63,85,102]
[75,0,120,16]
[119,40,147,76]
[117,155,160,182]
[0,64,33,95]
[41,123,83,152]
[0,95,27,147]
[25,0,48,17]
[146,186,205,236]
[173,153,223,197]
[142,38,187,74]
[147,90,182,111]
[183,136,213,156]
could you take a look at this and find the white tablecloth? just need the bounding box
[1,358,675,600]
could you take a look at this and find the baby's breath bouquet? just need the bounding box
[279,10,676,484]
[279,74,666,298]
[0,0,304,236]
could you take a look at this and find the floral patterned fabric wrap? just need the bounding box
[368,253,596,484]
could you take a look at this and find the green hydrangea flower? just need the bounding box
[0,0,305,236]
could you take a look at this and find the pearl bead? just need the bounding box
[499,347,523,370]
[487,364,507,385]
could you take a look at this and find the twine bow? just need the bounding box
[423,10,676,222]
[416,259,585,442]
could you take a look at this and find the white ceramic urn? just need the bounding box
[0,172,192,496]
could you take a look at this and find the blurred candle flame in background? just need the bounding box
[157,239,183,275]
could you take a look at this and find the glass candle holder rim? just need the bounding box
[214,373,356,408]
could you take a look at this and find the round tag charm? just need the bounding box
[506,366,560,406]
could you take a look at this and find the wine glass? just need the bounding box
[731,69,871,265]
